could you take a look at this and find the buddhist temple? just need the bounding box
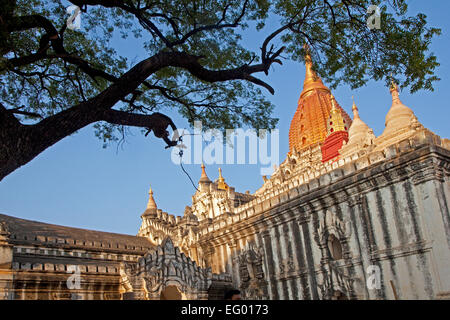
[1,51,449,300]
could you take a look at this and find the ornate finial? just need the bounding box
[146,185,157,210]
[199,162,211,183]
[289,40,351,154]
[327,95,347,136]
[389,73,399,91]
[304,43,315,80]
[389,74,401,104]
[352,96,360,119]
[330,94,337,110]
[300,42,330,99]
[217,167,229,190]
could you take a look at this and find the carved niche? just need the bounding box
[317,210,352,259]
[236,243,268,300]
[315,210,357,300]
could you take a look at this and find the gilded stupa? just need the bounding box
[216,168,229,190]
[289,46,352,153]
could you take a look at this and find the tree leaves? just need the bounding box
[0,0,441,147]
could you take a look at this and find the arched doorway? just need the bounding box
[160,285,185,300]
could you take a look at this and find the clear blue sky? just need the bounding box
[1,1,449,235]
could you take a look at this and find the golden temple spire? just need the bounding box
[327,95,348,136]
[288,44,352,153]
[330,94,337,111]
[301,43,330,98]
[217,167,229,190]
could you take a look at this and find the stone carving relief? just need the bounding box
[278,255,296,277]
[194,199,210,220]
[216,196,231,215]
[119,237,230,300]
[317,210,352,246]
[236,243,268,300]
[315,210,358,299]
[318,261,355,300]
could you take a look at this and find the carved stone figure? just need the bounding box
[318,262,354,300]
[118,237,228,300]
[236,243,268,299]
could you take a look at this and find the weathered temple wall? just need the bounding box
[0,135,448,300]
[199,143,450,299]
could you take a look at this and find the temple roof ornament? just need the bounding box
[373,80,424,152]
[199,163,211,184]
[382,80,418,137]
[142,185,158,216]
[326,95,348,136]
[289,45,352,153]
[301,44,330,99]
[321,95,349,163]
[217,168,229,190]
[339,97,375,158]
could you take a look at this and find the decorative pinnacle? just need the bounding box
[199,162,211,183]
[217,167,229,190]
[300,42,329,98]
[330,94,337,110]
[352,96,360,119]
[304,43,315,82]
[389,74,401,104]
[146,185,157,210]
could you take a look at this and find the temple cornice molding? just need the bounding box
[190,144,449,247]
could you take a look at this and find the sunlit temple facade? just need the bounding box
[0,53,449,300]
